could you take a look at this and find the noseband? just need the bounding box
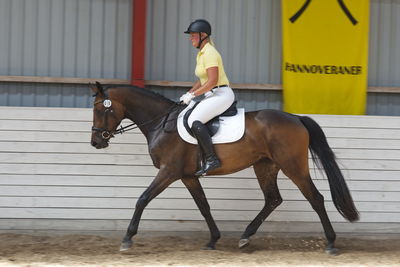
[92,125,113,140]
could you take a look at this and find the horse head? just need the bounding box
[90,82,126,149]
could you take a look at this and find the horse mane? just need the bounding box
[104,84,174,104]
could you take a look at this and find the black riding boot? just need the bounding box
[191,120,221,176]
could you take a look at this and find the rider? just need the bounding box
[180,19,235,176]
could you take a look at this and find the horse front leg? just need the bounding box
[181,177,221,250]
[120,168,178,251]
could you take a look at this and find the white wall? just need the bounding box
[0,107,400,234]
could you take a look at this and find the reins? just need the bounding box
[113,101,182,135]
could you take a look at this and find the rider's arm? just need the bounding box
[192,66,218,96]
[189,80,201,93]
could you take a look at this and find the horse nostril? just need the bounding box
[91,141,97,147]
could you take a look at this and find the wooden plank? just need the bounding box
[327,138,400,149]
[1,171,397,188]
[1,114,399,132]
[0,120,142,135]
[0,159,398,177]
[1,163,400,182]
[0,134,398,154]
[2,219,399,234]
[0,197,302,211]
[0,173,336,188]
[0,175,157,186]
[0,163,160,176]
[0,76,130,85]
[2,207,400,223]
[2,130,400,152]
[1,219,400,234]
[0,120,93,132]
[0,153,153,165]
[145,81,400,94]
[0,208,342,222]
[1,185,400,202]
[1,197,399,213]
[2,139,400,156]
[0,77,399,93]
[145,80,193,88]
[0,131,141,143]
[2,149,400,166]
[0,147,370,167]
[2,152,400,170]
[2,128,399,144]
[368,86,400,93]
[333,149,400,160]
[1,164,400,182]
[0,142,149,154]
[323,127,400,139]
[1,174,399,192]
[0,106,92,121]
[307,169,400,181]
[333,159,400,170]
[309,115,400,128]
[145,80,283,91]
[0,219,129,231]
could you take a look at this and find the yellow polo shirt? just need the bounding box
[195,42,230,86]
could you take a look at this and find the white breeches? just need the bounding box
[188,86,235,128]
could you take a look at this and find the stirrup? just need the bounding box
[195,158,221,176]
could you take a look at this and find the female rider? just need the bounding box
[180,19,235,176]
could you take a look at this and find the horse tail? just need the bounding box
[299,116,359,222]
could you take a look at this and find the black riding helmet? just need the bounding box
[184,19,212,49]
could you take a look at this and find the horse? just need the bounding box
[90,82,359,255]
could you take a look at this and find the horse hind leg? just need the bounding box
[284,167,338,255]
[239,158,282,249]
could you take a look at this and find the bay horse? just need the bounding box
[90,82,359,255]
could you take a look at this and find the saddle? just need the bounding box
[183,101,238,137]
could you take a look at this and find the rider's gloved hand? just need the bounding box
[179,92,195,104]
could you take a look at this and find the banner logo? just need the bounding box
[284,62,362,75]
[290,0,358,25]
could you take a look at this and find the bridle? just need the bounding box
[92,95,182,141]
[91,98,116,140]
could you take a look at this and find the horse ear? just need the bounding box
[89,81,104,96]
[96,81,104,92]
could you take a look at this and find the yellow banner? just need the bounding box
[282,0,369,114]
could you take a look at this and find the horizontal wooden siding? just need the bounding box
[0,107,399,234]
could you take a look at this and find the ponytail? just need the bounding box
[209,37,215,47]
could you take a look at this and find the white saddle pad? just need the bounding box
[177,101,245,145]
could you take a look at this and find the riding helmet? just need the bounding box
[184,19,212,36]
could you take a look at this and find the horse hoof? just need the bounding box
[238,238,250,249]
[325,247,339,256]
[119,240,133,251]
[203,245,215,250]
